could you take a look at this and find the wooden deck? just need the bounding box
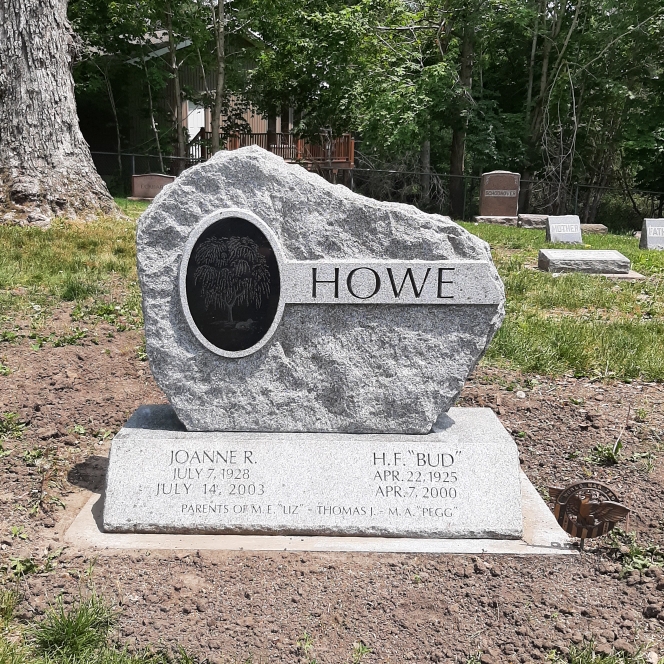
[187,130,354,170]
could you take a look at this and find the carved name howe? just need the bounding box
[180,209,502,357]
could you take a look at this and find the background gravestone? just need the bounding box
[478,171,520,218]
[546,215,583,243]
[131,174,176,200]
[137,147,505,434]
[640,218,664,250]
[538,249,630,274]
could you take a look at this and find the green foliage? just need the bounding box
[33,594,118,658]
[606,528,664,574]
[4,558,39,578]
[296,632,316,662]
[10,526,28,540]
[588,440,623,466]
[547,640,660,663]
[22,449,45,467]
[0,588,20,624]
[136,340,147,362]
[0,413,26,440]
[351,642,371,664]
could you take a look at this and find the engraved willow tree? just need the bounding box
[194,236,271,323]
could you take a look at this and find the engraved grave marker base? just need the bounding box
[103,405,523,539]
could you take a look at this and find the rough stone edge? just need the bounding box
[135,149,506,430]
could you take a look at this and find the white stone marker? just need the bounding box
[640,218,664,250]
[538,249,630,274]
[104,405,523,539]
[546,215,583,243]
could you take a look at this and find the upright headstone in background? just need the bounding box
[131,174,176,200]
[477,171,520,221]
[640,218,664,250]
[546,215,583,244]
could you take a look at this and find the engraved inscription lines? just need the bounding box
[153,442,464,523]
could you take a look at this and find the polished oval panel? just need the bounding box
[179,209,284,357]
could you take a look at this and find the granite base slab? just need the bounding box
[518,214,548,229]
[473,216,518,226]
[580,223,608,234]
[538,249,630,274]
[103,405,523,539]
[65,470,573,554]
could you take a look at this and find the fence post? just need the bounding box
[574,182,579,215]
[131,154,135,175]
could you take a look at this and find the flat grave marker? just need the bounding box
[538,249,630,274]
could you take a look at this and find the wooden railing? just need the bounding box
[187,130,354,169]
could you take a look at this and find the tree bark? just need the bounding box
[142,54,165,173]
[166,2,186,174]
[210,0,225,155]
[0,0,117,225]
[449,22,474,219]
[420,139,430,205]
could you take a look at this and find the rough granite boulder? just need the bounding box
[137,146,505,433]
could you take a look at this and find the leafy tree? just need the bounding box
[0,0,117,224]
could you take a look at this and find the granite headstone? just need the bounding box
[102,147,539,541]
[137,147,505,434]
[640,218,664,250]
[546,215,583,244]
[478,171,520,218]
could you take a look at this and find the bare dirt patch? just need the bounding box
[1,315,663,663]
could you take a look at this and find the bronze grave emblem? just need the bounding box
[549,480,630,549]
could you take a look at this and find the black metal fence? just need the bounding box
[350,168,663,230]
[93,150,663,231]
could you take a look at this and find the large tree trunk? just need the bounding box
[449,23,474,219]
[0,0,117,225]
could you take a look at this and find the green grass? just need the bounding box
[461,223,664,381]
[0,211,662,381]
[0,591,204,664]
[547,642,662,663]
[0,201,147,332]
[33,594,118,658]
